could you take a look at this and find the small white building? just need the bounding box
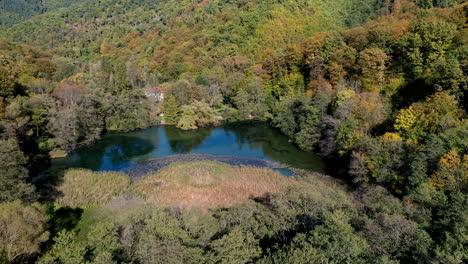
[145,86,165,102]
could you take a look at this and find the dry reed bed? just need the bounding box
[135,161,297,210]
[57,169,131,208]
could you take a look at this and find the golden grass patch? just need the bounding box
[135,161,296,210]
[57,169,131,208]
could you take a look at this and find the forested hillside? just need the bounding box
[2,0,381,58]
[0,0,86,27]
[0,0,467,263]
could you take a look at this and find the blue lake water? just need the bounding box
[51,122,325,174]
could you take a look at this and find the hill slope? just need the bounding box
[0,1,467,263]
[1,0,382,58]
[0,0,86,27]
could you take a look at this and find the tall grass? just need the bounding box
[135,161,296,210]
[57,169,131,208]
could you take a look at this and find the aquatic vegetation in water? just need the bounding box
[122,154,294,179]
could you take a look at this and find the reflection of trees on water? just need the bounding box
[46,135,155,200]
[164,126,213,154]
[224,121,324,171]
[223,121,267,150]
[66,135,154,170]
[51,122,324,175]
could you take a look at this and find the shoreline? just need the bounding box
[121,154,295,180]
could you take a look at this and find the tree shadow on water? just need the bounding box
[164,125,213,153]
[224,121,325,172]
[68,136,155,170]
[43,136,154,181]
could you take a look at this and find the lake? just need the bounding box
[50,122,325,177]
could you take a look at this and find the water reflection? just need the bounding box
[51,122,324,173]
[54,136,154,171]
[223,122,324,171]
[164,126,212,153]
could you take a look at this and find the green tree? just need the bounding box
[349,135,408,193]
[212,228,262,264]
[0,97,5,119]
[397,34,424,78]
[163,95,179,126]
[0,201,49,263]
[430,191,467,264]
[359,48,389,92]
[273,95,326,151]
[191,101,215,128]
[112,62,130,93]
[0,66,16,98]
[0,139,35,203]
[269,210,368,263]
[27,94,53,138]
[272,98,298,138]
[38,230,87,264]
[234,77,269,120]
[40,223,122,264]
[177,105,197,130]
[412,20,457,63]
[86,222,122,264]
[294,103,322,151]
[363,214,433,262]
[135,210,203,264]
[429,55,465,97]
[223,107,239,122]
[48,106,79,152]
[106,91,150,131]
[395,92,464,143]
[77,95,104,145]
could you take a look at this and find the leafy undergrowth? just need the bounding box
[43,162,435,264]
[135,161,297,210]
[56,169,131,208]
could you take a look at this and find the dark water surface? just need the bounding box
[51,122,325,174]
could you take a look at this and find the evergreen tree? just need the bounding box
[0,139,36,203]
[163,95,179,125]
[177,105,197,130]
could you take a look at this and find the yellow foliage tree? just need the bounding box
[430,151,468,192]
[395,92,464,143]
[382,132,403,142]
[394,105,419,142]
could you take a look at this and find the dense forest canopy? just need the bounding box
[0,0,467,263]
[0,0,86,28]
